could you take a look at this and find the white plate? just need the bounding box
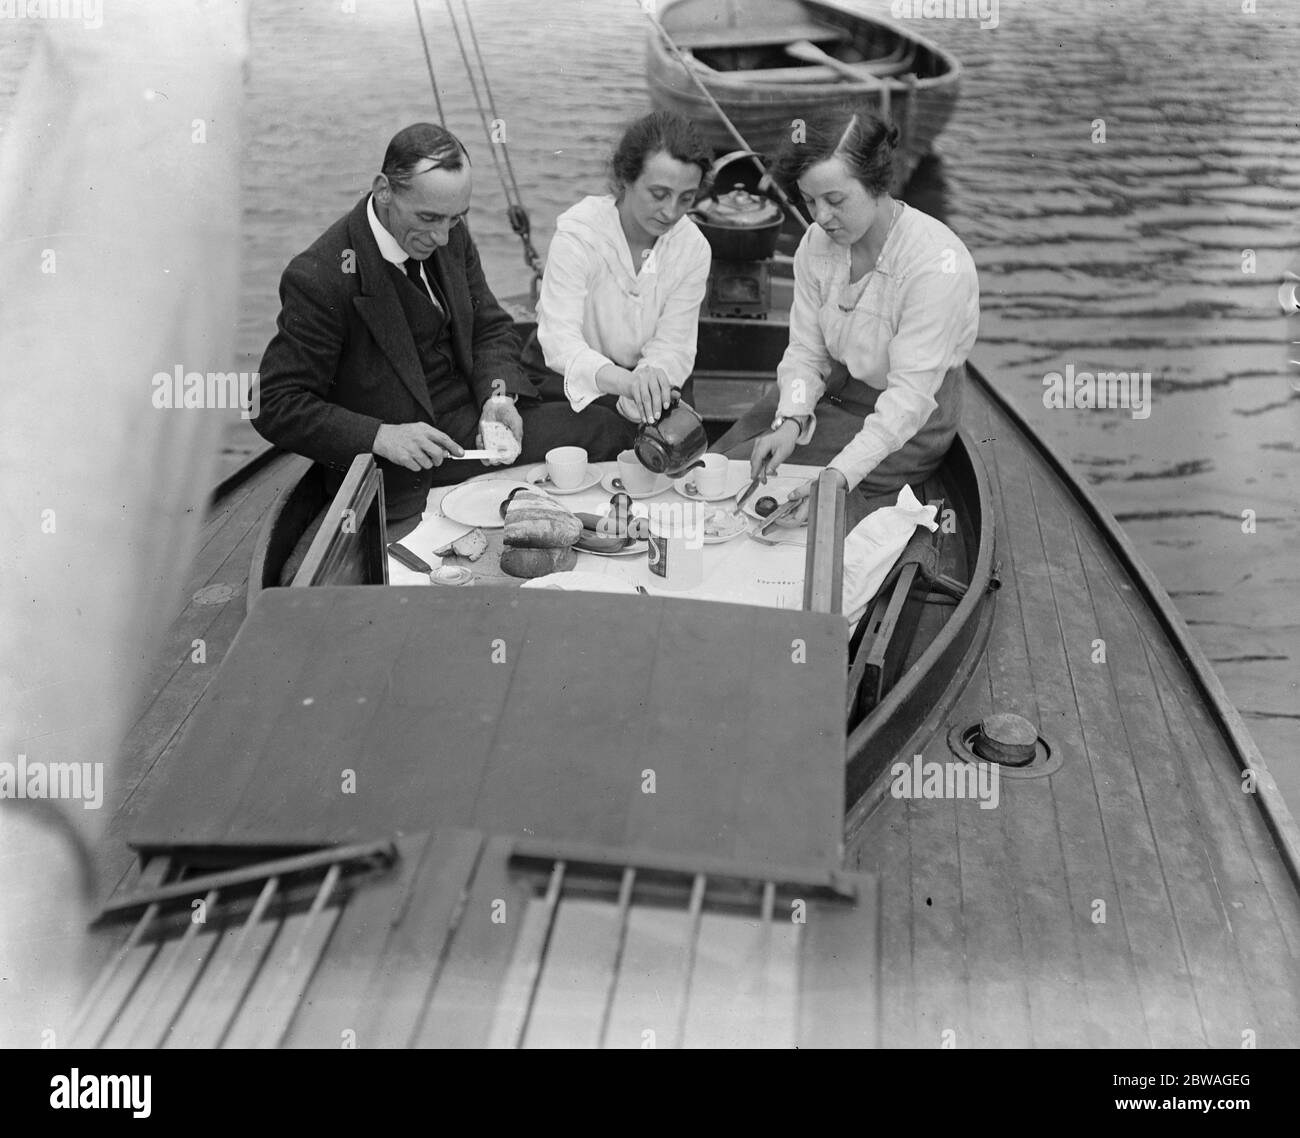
[576,538,649,558]
[524,463,603,495]
[699,507,750,545]
[599,470,674,499]
[436,478,536,529]
[742,476,807,528]
[673,465,749,503]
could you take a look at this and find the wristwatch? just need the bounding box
[771,413,807,434]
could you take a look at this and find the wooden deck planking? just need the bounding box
[350,829,485,1049]
[960,425,1080,1047]
[902,791,971,1049]
[1006,440,1188,1047]
[962,408,1100,1047]
[949,664,1037,1049]
[1083,537,1300,1043]
[1061,503,1268,1047]
[994,402,1209,1046]
[850,794,916,1044]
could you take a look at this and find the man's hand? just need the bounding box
[749,420,800,484]
[372,422,464,470]
[476,395,523,466]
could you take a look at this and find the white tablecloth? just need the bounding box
[390,459,821,612]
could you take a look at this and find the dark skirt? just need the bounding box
[717,362,966,529]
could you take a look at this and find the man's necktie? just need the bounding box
[404,257,444,312]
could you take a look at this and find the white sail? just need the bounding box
[0,0,248,1045]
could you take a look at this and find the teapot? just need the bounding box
[633,388,708,477]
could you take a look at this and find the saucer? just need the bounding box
[524,463,603,495]
[600,470,673,499]
[673,465,749,503]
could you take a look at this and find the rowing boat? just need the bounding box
[645,0,962,185]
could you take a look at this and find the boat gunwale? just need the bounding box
[964,359,1300,893]
[843,421,996,812]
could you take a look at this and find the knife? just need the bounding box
[755,497,802,535]
[732,472,764,513]
[387,542,433,574]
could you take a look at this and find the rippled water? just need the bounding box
[2,0,1296,804]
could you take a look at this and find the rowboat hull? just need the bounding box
[646,0,962,186]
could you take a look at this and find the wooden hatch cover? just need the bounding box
[131,586,849,875]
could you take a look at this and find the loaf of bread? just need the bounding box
[500,545,578,578]
[503,491,582,549]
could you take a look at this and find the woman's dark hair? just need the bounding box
[609,111,712,193]
[382,122,469,192]
[771,107,898,198]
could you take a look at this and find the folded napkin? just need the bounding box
[842,485,938,625]
[520,571,640,595]
[385,512,474,585]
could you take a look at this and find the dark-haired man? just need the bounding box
[254,123,624,534]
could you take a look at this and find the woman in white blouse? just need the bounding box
[521,111,713,450]
[746,108,979,524]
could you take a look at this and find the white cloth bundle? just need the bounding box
[842,486,939,625]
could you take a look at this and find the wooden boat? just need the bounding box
[72,276,1300,1044]
[645,0,962,184]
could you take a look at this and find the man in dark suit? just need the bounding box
[253,123,626,534]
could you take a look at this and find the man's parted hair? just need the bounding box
[381,123,470,192]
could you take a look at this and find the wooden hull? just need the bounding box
[76,315,1300,1049]
[646,0,962,187]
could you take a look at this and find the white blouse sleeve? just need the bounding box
[828,259,978,490]
[637,234,711,388]
[775,232,833,444]
[535,230,614,412]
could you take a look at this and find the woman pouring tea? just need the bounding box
[521,110,713,448]
[743,107,980,526]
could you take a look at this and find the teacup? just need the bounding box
[691,454,730,498]
[616,449,657,495]
[545,446,588,490]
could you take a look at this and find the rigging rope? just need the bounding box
[410,0,445,127]
[413,0,545,300]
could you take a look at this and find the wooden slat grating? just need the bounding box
[81,834,880,1049]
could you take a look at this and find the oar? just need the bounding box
[784,39,891,119]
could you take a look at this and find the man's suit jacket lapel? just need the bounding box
[427,245,472,379]
[346,199,435,421]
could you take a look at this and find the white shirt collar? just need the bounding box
[367,194,411,266]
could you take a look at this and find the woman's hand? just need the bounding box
[749,420,800,483]
[596,363,674,423]
[783,468,847,526]
[615,395,643,422]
